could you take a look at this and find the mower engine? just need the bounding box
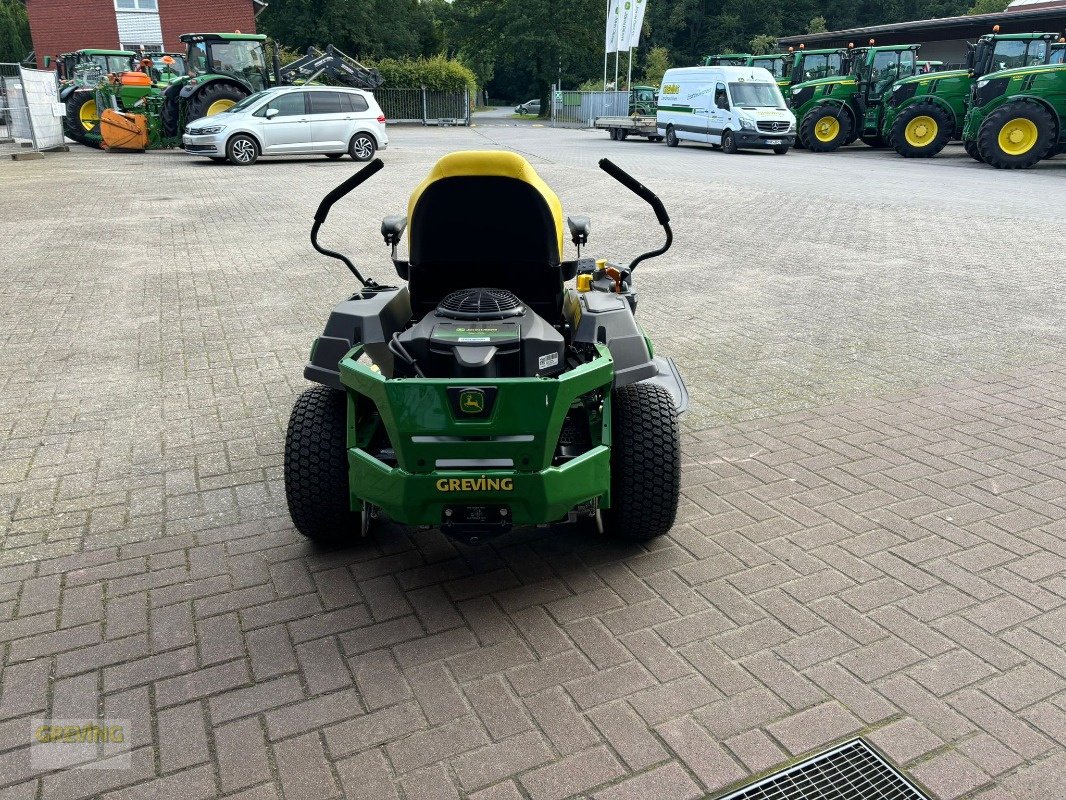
[392,288,566,379]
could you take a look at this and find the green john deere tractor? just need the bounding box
[285,151,686,545]
[703,53,752,66]
[51,49,133,145]
[629,85,657,115]
[753,47,852,103]
[881,31,1062,158]
[159,33,276,138]
[791,43,920,151]
[58,50,186,148]
[961,51,1066,168]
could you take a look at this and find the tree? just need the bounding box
[968,0,1005,13]
[643,46,670,86]
[806,16,828,34]
[749,34,778,55]
[0,0,31,64]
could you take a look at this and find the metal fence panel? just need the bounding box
[372,88,470,125]
[1,63,64,157]
[1,63,31,156]
[552,91,629,127]
[20,67,64,150]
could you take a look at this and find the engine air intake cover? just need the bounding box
[437,288,525,321]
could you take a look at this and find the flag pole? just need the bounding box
[626,46,633,94]
[603,0,610,91]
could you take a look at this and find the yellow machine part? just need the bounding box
[101,108,149,152]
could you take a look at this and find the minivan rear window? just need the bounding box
[309,92,344,114]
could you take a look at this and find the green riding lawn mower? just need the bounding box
[284,151,687,545]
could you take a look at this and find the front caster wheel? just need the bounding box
[601,383,680,541]
[285,386,362,543]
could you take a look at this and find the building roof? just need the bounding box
[779,5,1066,47]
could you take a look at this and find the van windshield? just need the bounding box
[728,82,784,109]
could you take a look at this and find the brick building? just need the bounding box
[25,0,267,67]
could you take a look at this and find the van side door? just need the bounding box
[710,82,730,144]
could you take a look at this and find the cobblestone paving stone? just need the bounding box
[0,127,1062,799]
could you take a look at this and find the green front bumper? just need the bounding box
[338,345,615,526]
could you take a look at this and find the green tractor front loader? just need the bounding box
[881,30,1062,158]
[284,152,686,545]
[791,42,921,151]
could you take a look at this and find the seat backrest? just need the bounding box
[406,151,566,320]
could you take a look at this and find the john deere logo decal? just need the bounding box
[459,389,485,414]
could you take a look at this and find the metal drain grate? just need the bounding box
[717,739,932,800]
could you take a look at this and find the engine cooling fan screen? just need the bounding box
[437,288,525,320]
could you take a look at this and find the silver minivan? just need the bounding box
[182,85,389,166]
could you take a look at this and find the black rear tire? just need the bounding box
[665,125,679,147]
[978,102,1055,169]
[890,102,953,158]
[325,153,344,159]
[860,134,887,148]
[285,386,361,543]
[964,139,984,163]
[772,144,789,155]
[161,85,181,138]
[64,90,98,147]
[186,82,248,124]
[601,383,680,541]
[801,108,851,152]
[721,130,737,154]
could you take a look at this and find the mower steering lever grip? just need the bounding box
[314,158,384,225]
[598,158,670,226]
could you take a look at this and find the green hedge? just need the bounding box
[371,56,477,93]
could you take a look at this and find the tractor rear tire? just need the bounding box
[601,383,680,542]
[285,386,362,544]
[860,134,887,148]
[890,103,953,158]
[186,83,248,123]
[964,139,984,163]
[665,125,679,147]
[64,90,99,147]
[978,102,1055,169]
[161,83,185,138]
[801,108,851,152]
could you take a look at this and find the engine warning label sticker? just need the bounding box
[538,352,560,370]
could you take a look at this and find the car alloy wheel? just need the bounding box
[231,138,256,164]
[350,134,376,161]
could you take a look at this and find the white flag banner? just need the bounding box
[627,0,648,49]
[605,0,622,53]
[617,0,637,53]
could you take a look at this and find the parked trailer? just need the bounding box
[594,115,663,141]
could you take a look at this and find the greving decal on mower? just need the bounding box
[436,477,515,492]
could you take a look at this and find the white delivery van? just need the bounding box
[657,66,796,154]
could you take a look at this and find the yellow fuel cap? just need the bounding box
[576,274,592,292]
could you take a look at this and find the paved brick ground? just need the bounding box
[0,129,1063,799]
